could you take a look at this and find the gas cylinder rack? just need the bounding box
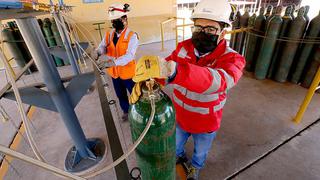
[232,5,320,91]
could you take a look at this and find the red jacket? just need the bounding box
[166,39,245,133]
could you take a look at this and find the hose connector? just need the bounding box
[145,79,156,100]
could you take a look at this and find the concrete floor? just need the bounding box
[1,40,320,180]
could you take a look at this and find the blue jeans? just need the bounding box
[176,124,217,169]
[112,78,135,113]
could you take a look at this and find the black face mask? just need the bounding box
[112,19,124,31]
[191,31,219,54]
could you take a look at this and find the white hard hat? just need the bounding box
[108,3,131,20]
[191,0,232,27]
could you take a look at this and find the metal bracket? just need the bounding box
[66,72,96,108]
[49,42,89,61]
[2,72,95,112]
[3,86,57,112]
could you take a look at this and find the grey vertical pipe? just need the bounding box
[15,17,89,158]
[53,13,80,75]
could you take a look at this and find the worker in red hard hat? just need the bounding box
[131,0,246,179]
[92,3,139,121]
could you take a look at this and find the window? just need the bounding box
[83,0,103,3]
[189,3,195,9]
[183,3,188,9]
[178,4,183,10]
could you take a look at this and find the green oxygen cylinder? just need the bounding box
[291,11,320,84]
[43,18,64,67]
[6,21,35,73]
[290,5,311,80]
[266,6,277,23]
[255,6,283,80]
[229,6,237,48]
[304,5,310,23]
[274,7,307,83]
[237,8,250,55]
[50,17,70,65]
[291,4,296,19]
[1,28,31,73]
[302,46,320,88]
[245,7,266,71]
[11,21,38,72]
[268,6,293,79]
[265,5,273,20]
[129,82,175,180]
[231,11,241,50]
[243,12,256,60]
[38,19,46,40]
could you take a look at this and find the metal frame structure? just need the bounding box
[0,3,105,172]
[160,17,186,51]
[13,16,104,172]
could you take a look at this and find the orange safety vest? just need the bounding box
[105,28,136,79]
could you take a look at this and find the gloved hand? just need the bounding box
[98,55,116,69]
[129,82,142,104]
[132,55,176,82]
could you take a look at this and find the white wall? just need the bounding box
[301,0,319,19]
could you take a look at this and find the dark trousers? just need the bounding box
[112,78,135,113]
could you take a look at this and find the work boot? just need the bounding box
[176,154,188,165]
[122,113,128,121]
[176,154,189,172]
[187,165,200,180]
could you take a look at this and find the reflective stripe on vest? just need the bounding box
[203,47,236,93]
[222,47,237,56]
[107,28,132,46]
[178,47,188,58]
[204,68,222,94]
[175,85,219,102]
[214,98,226,112]
[173,93,210,115]
[124,28,131,39]
[173,93,226,114]
[217,68,235,89]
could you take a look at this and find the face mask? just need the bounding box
[112,19,124,31]
[191,31,219,54]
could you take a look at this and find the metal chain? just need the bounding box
[242,28,320,44]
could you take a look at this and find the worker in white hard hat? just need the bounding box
[92,3,139,121]
[130,0,245,179]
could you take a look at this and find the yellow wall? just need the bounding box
[42,0,178,44]
[38,0,177,22]
[1,0,177,68]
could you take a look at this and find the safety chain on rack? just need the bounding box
[238,28,320,44]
